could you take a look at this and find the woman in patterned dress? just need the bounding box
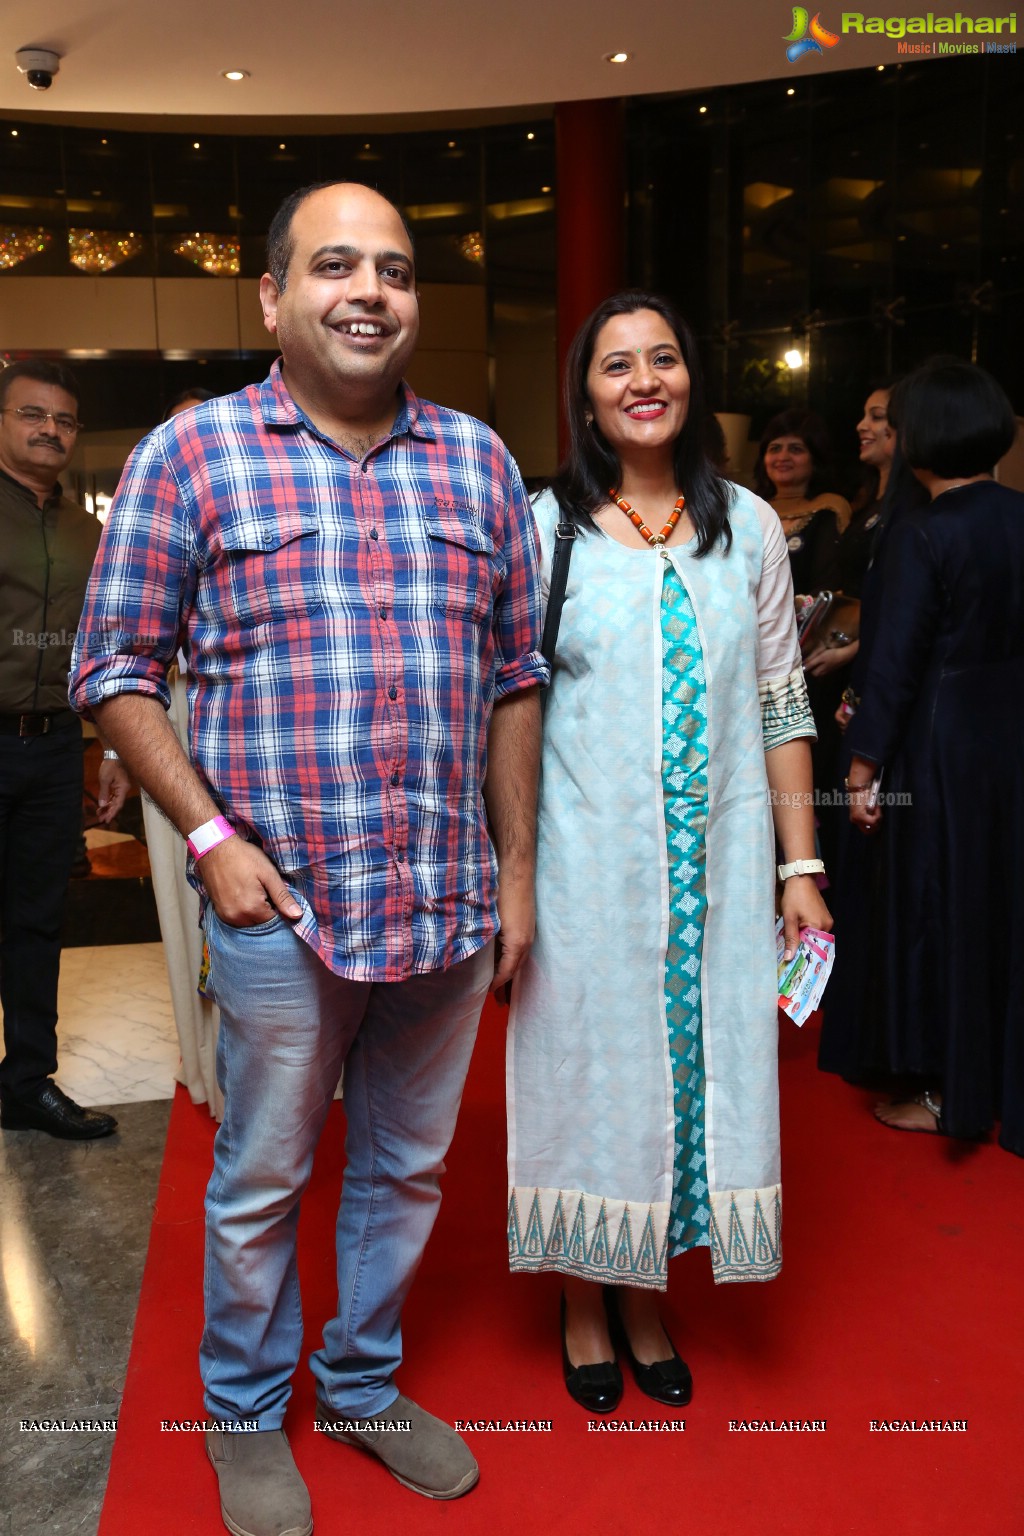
[506,293,830,1413]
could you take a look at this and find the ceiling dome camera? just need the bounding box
[15,47,61,91]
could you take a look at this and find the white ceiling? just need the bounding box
[0,0,902,125]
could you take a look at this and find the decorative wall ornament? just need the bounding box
[170,233,240,276]
[456,230,485,265]
[68,229,145,273]
[0,226,52,270]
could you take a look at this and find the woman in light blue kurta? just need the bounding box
[506,293,830,1414]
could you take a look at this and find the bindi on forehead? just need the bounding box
[597,340,680,366]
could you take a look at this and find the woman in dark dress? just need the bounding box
[798,390,897,867]
[803,384,896,684]
[817,441,927,1084]
[821,359,1024,1155]
[753,412,852,867]
[753,410,850,595]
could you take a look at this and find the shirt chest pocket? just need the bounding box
[218,514,324,627]
[423,511,501,623]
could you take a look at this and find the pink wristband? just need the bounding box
[187,815,236,861]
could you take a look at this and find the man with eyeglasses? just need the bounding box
[0,359,130,1140]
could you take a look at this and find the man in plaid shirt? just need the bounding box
[71,182,546,1534]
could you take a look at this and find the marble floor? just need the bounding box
[0,1100,170,1536]
[3,825,182,1535]
[55,943,180,1108]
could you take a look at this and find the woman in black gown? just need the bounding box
[821,359,1024,1155]
[754,412,852,867]
[753,410,850,594]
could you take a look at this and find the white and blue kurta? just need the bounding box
[507,487,814,1289]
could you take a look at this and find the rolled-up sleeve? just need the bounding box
[70,431,196,716]
[754,495,816,750]
[491,464,549,700]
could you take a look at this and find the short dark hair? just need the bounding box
[753,409,835,501]
[553,290,732,558]
[898,358,1018,479]
[0,358,80,411]
[163,386,214,421]
[265,181,415,292]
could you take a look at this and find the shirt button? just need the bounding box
[391,771,400,786]
[379,605,387,619]
[369,528,379,540]
[388,686,398,700]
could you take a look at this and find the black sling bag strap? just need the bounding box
[539,519,577,667]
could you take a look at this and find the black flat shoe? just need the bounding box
[560,1293,622,1414]
[605,1290,693,1407]
[0,1082,117,1140]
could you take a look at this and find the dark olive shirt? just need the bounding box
[0,466,101,713]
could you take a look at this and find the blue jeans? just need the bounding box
[200,907,491,1425]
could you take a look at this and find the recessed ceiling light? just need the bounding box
[278,142,286,150]
[101,137,108,144]
[786,87,795,96]
[876,63,885,71]
[605,51,629,64]
[699,105,708,115]
[541,185,552,193]
[222,69,250,82]
[10,129,18,137]
[193,141,201,150]
[527,131,535,141]
[448,140,456,148]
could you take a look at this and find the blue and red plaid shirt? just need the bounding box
[71,362,547,981]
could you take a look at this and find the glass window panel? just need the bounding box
[63,128,154,276]
[0,121,67,274]
[150,134,239,277]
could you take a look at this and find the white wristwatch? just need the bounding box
[777,858,825,881]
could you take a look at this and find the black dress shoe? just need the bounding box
[560,1293,623,1414]
[0,1082,117,1140]
[606,1290,693,1407]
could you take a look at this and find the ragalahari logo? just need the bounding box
[785,7,842,59]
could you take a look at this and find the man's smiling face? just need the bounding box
[260,183,419,415]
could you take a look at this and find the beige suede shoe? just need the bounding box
[315,1393,478,1500]
[205,1427,313,1536]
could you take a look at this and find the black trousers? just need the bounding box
[0,722,83,1099]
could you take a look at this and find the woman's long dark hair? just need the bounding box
[550,290,732,558]
[752,409,835,502]
[870,380,929,538]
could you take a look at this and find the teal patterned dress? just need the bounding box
[661,568,712,1257]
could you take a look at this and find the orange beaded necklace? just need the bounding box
[609,488,686,547]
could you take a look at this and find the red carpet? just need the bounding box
[100,1003,1021,1535]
